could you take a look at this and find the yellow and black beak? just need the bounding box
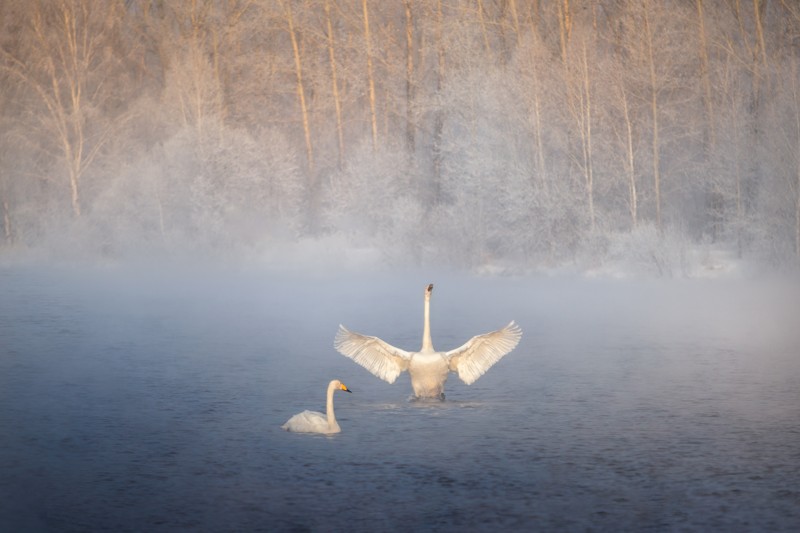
[341,384,353,393]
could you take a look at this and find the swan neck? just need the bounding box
[422,292,433,351]
[326,381,337,429]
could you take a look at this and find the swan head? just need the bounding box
[425,283,433,298]
[333,380,353,393]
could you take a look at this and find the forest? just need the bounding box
[1,0,799,275]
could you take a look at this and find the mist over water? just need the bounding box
[4,1,800,527]
[1,265,799,531]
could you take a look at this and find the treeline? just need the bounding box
[0,0,799,272]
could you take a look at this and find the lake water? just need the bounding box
[1,265,799,531]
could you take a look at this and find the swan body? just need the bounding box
[334,284,522,399]
[282,379,352,434]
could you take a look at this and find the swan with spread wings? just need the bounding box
[334,284,522,399]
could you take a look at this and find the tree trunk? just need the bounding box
[780,0,800,265]
[211,26,227,129]
[155,178,167,246]
[794,61,800,261]
[508,0,520,46]
[581,42,595,231]
[476,0,491,53]
[32,1,86,218]
[404,0,415,156]
[324,0,344,169]
[529,55,547,195]
[753,0,768,69]
[362,0,378,151]
[644,3,662,230]
[284,1,314,174]
[558,0,572,64]
[729,75,745,257]
[69,165,82,217]
[736,163,743,258]
[2,196,11,245]
[696,0,715,149]
[431,0,445,205]
[620,84,637,228]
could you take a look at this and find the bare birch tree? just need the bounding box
[404,0,416,156]
[642,2,662,231]
[696,0,716,149]
[281,0,314,174]
[324,0,345,169]
[362,0,378,151]
[2,0,134,218]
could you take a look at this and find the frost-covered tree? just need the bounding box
[0,0,799,272]
[1,0,137,218]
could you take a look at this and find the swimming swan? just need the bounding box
[334,284,522,399]
[281,379,352,434]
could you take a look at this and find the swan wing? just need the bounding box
[446,321,523,385]
[334,325,411,384]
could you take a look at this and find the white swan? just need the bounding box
[334,284,522,399]
[281,379,352,434]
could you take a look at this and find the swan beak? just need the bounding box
[341,384,353,393]
[427,283,433,293]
